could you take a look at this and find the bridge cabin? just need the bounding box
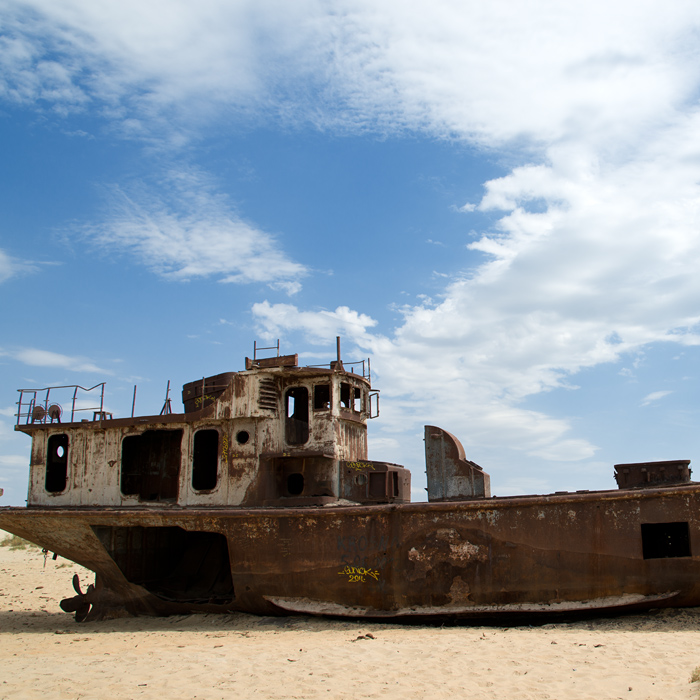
[16,352,411,508]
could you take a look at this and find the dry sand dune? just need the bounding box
[1,538,700,700]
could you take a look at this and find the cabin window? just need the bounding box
[340,383,350,409]
[369,472,386,499]
[340,384,362,413]
[285,387,309,445]
[641,522,691,559]
[46,434,69,493]
[236,430,249,445]
[192,429,219,491]
[121,430,183,502]
[353,387,362,413]
[314,384,331,410]
[391,471,399,497]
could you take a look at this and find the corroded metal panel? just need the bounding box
[425,426,490,501]
[614,460,692,489]
[4,485,700,622]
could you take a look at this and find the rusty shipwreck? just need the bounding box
[1,341,700,623]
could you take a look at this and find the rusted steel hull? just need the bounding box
[3,482,700,622]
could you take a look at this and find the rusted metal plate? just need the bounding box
[425,426,490,501]
[4,483,700,622]
[614,460,692,489]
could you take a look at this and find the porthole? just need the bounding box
[236,430,250,445]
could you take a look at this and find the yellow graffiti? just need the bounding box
[222,433,229,462]
[347,461,375,472]
[338,565,380,583]
[194,394,216,407]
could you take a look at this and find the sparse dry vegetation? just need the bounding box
[690,666,700,684]
[0,534,39,550]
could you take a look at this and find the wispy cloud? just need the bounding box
[0,249,37,283]
[2,348,110,374]
[641,390,673,407]
[83,169,307,294]
[0,0,327,135]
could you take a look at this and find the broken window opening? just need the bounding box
[314,384,331,410]
[92,526,235,605]
[641,521,691,559]
[369,472,386,499]
[121,430,183,502]
[46,434,69,493]
[285,387,309,445]
[287,473,305,495]
[340,383,351,409]
[353,387,362,413]
[391,471,399,497]
[192,429,218,492]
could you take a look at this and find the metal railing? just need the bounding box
[16,383,107,425]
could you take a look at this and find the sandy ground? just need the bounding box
[2,542,700,700]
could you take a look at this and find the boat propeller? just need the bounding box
[59,574,93,622]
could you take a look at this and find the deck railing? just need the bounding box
[16,383,107,425]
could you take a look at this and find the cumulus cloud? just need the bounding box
[84,169,307,293]
[252,302,377,343]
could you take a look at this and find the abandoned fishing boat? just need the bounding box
[1,341,700,623]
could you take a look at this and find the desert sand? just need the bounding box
[1,538,700,700]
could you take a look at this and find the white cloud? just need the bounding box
[3,347,110,374]
[252,301,377,343]
[0,249,37,283]
[0,0,327,132]
[84,170,306,293]
[4,0,696,145]
[641,390,673,407]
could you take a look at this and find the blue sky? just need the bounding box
[3,0,700,504]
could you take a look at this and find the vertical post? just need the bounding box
[131,386,137,418]
[160,380,172,415]
[336,336,341,364]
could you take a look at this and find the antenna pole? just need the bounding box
[160,380,172,415]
